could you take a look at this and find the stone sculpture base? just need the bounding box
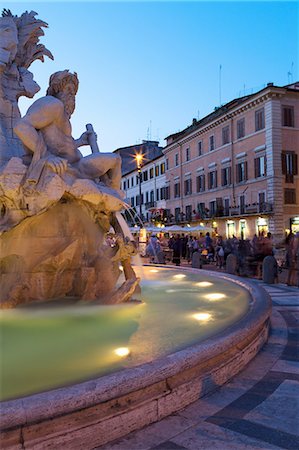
[0,201,121,308]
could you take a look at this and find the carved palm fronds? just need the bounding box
[14,10,54,68]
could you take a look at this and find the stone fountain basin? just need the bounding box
[0,270,271,450]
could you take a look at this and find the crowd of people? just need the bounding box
[145,231,299,287]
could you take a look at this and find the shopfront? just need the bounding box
[256,217,269,236]
[226,220,236,238]
[290,216,299,234]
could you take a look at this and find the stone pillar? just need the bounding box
[265,98,284,242]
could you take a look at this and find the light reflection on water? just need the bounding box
[0,267,250,401]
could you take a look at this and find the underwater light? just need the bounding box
[149,269,159,273]
[192,313,212,321]
[114,347,130,357]
[204,293,226,301]
[194,281,213,288]
[173,274,186,279]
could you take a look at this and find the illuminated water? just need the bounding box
[0,267,250,401]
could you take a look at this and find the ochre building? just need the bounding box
[163,82,299,240]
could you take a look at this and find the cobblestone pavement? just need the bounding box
[100,281,299,450]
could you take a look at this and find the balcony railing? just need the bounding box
[164,202,274,225]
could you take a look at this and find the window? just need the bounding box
[184,178,192,195]
[164,186,170,200]
[209,200,216,216]
[221,166,231,186]
[186,147,190,161]
[254,155,267,178]
[131,177,134,187]
[237,118,245,139]
[258,192,266,212]
[255,108,265,131]
[236,161,247,183]
[208,170,217,189]
[222,126,230,145]
[156,188,159,201]
[166,158,169,170]
[174,182,180,198]
[282,106,294,127]
[149,167,154,179]
[209,135,215,151]
[198,203,206,218]
[198,141,203,156]
[282,151,298,182]
[143,170,148,182]
[145,191,149,203]
[150,190,154,202]
[155,165,159,177]
[136,175,139,184]
[175,153,179,166]
[284,189,296,204]
[123,180,127,190]
[186,205,192,221]
[160,162,165,174]
[196,174,205,192]
[175,207,181,222]
[131,197,135,207]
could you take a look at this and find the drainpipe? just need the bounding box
[230,116,236,207]
[179,143,183,220]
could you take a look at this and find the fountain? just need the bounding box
[0,10,271,449]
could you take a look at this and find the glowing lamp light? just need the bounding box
[150,269,159,273]
[195,281,213,288]
[204,293,226,301]
[114,347,130,357]
[135,153,143,168]
[173,274,186,279]
[192,313,212,322]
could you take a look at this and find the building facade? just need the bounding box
[163,82,299,240]
[116,141,166,225]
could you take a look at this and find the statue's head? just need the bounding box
[0,14,18,71]
[47,70,79,117]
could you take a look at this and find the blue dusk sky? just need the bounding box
[5,1,298,154]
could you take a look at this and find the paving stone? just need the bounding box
[245,380,299,436]
[171,421,280,450]
[271,359,299,374]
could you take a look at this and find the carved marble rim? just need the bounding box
[0,268,271,430]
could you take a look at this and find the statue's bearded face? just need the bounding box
[57,81,77,117]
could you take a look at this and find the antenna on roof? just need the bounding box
[288,62,294,84]
[147,120,152,140]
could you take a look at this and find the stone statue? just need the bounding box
[0,10,139,308]
[14,70,122,192]
[0,9,53,166]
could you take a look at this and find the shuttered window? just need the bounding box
[254,156,267,178]
[221,166,231,186]
[236,161,248,183]
[284,189,296,204]
[255,108,265,131]
[282,106,294,127]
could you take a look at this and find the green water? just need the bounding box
[0,268,250,401]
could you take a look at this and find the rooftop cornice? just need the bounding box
[164,86,291,151]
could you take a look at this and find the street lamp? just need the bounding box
[135,153,143,222]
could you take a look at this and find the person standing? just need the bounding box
[172,235,181,266]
